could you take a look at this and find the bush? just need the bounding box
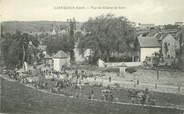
[114,83,120,88]
[109,56,132,62]
[125,67,137,73]
[103,67,119,72]
[84,82,89,85]
[92,82,103,87]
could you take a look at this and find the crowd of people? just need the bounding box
[4,67,156,105]
[128,88,156,105]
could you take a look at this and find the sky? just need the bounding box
[0,0,184,25]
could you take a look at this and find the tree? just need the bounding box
[1,31,40,68]
[45,34,74,56]
[78,14,136,63]
[176,27,184,70]
[68,18,76,61]
[45,19,76,62]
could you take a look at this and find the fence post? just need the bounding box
[137,80,139,85]
[178,85,181,92]
[155,83,157,89]
[156,70,159,80]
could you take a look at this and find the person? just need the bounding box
[177,82,181,92]
[91,90,94,99]
[109,91,113,101]
[88,90,94,99]
[75,70,80,79]
[88,93,92,99]
[81,70,84,80]
[144,88,149,95]
[109,76,111,82]
[105,92,108,101]
[137,80,139,85]
[66,73,69,78]
[144,88,150,104]
[141,94,146,105]
[101,91,106,101]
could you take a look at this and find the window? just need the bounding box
[164,42,168,55]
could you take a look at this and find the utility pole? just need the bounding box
[156,69,159,80]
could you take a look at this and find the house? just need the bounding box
[0,39,4,65]
[83,49,94,61]
[175,22,183,26]
[162,25,178,38]
[161,34,178,65]
[0,39,2,57]
[176,27,184,69]
[138,23,155,30]
[98,59,105,67]
[138,36,161,62]
[162,34,177,59]
[51,28,57,36]
[176,26,184,50]
[73,42,85,63]
[146,27,160,37]
[53,50,70,71]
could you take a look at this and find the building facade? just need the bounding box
[138,36,161,62]
[53,50,70,71]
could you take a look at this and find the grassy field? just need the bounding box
[47,83,184,108]
[1,77,184,114]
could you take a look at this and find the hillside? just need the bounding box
[1,21,83,33]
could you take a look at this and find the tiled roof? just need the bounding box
[138,36,161,48]
[53,50,68,58]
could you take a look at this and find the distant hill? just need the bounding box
[1,21,83,33]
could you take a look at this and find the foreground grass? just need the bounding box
[1,77,184,114]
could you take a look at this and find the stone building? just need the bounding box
[53,50,70,71]
[137,36,161,62]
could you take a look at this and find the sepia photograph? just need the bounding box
[0,0,184,114]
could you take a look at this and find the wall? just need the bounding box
[98,59,142,68]
[162,34,177,59]
[140,48,160,62]
[73,43,85,63]
[53,58,68,71]
[53,58,60,71]
[1,77,183,114]
[124,62,142,67]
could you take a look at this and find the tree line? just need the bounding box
[1,31,40,68]
[78,14,136,63]
[1,14,137,68]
